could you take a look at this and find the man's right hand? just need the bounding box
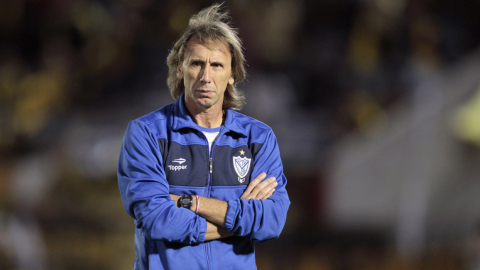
[240,173,277,200]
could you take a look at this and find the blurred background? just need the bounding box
[1,0,480,269]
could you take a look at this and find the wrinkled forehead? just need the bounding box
[184,36,231,57]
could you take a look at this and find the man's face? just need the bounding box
[177,36,234,112]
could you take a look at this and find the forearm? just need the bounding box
[170,194,232,240]
[170,194,228,226]
[196,196,228,226]
[169,172,278,229]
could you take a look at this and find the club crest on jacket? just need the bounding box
[233,155,250,183]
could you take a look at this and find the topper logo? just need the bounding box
[173,158,186,164]
[169,158,187,171]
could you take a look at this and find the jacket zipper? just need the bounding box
[206,153,214,197]
[205,134,215,270]
[203,128,225,270]
[205,130,222,197]
[206,145,213,270]
[205,243,211,270]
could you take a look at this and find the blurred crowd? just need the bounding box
[1,0,480,269]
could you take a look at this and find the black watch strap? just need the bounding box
[178,194,193,209]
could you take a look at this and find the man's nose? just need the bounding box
[200,65,212,83]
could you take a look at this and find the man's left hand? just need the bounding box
[240,172,277,200]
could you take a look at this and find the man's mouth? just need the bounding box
[196,89,214,94]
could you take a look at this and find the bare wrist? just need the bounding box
[191,195,197,212]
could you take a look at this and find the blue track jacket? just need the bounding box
[118,95,290,270]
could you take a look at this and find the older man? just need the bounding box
[118,3,290,269]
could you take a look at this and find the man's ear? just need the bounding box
[228,70,234,85]
[176,64,183,79]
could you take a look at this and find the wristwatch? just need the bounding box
[178,194,193,209]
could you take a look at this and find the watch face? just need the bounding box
[179,194,192,208]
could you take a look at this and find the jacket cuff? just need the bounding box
[223,199,239,230]
[197,216,207,243]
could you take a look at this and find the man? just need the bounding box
[118,3,290,269]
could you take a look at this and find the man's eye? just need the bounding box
[192,61,202,66]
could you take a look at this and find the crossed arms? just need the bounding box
[169,172,278,241]
[118,120,290,244]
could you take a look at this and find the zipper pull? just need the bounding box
[209,158,213,173]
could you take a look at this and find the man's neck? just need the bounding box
[185,102,224,129]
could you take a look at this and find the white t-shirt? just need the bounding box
[202,131,220,153]
[196,125,221,154]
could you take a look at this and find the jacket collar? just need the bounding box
[172,94,246,136]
